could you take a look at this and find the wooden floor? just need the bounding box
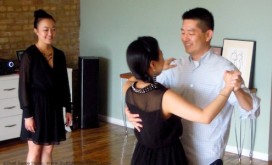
[0,122,271,165]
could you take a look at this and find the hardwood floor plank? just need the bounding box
[0,122,271,165]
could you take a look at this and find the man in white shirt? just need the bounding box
[126,7,260,165]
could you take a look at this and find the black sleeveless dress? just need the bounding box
[126,82,188,165]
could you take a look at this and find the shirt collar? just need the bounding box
[188,49,213,64]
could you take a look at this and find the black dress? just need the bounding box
[19,45,71,145]
[126,82,188,165]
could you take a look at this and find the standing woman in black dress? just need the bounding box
[19,9,72,164]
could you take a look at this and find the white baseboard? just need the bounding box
[225,145,269,161]
[98,114,134,128]
[98,115,270,161]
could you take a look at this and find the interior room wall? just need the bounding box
[80,0,272,160]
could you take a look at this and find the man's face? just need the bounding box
[181,19,211,59]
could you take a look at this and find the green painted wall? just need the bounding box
[80,0,272,159]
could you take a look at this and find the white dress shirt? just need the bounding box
[157,50,260,165]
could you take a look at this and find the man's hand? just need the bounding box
[163,58,177,70]
[224,70,242,91]
[231,70,243,92]
[125,107,142,132]
[229,70,253,110]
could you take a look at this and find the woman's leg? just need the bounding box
[27,141,42,164]
[41,145,54,164]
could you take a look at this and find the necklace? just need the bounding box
[35,44,53,61]
[42,49,53,61]
[35,44,54,68]
[43,51,53,61]
[131,82,159,94]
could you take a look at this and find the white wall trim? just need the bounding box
[99,115,269,161]
[225,145,269,161]
[99,115,134,128]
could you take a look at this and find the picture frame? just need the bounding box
[211,46,222,56]
[222,39,256,89]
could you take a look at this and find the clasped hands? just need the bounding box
[224,70,243,92]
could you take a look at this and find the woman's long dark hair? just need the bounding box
[126,36,159,83]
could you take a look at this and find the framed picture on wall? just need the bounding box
[222,39,256,89]
[211,46,222,56]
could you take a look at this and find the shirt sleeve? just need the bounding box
[229,84,260,119]
[157,70,171,88]
[18,52,33,118]
[223,58,260,119]
[60,53,72,113]
[157,59,179,88]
